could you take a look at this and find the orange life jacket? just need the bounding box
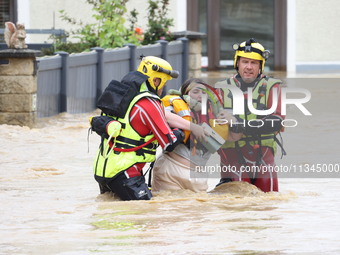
[162,95,191,143]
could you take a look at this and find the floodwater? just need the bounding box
[1,72,340,255]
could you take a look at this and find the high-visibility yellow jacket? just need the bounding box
[219,76,282,153]
[93,82,159,178]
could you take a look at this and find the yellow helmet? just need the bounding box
[233,38,270,72]
[137,56,179,91]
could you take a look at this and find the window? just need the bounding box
[0,0,17,43]
[219,0,275,71]
[198,0,207,57]
[0,0,11,27]
[187,0,286,71]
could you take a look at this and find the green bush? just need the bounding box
[46,0,174,54]
[142,0,173,45]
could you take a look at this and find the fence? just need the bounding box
[36,38,189,118]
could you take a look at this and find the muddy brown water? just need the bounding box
[1,72,340,254]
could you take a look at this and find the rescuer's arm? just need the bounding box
[164,111,207,141]
[130,98,180,150]
[216,85,284,137]
[226,130,243,142]
[242,83,285,135]
[243,115,283,135]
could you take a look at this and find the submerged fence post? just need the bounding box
[124,43,137,71]
[91,47,104,102]
[55,51,69,113]
[177,37,189,84]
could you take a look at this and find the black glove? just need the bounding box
[165,128,185,152]
[229,115,283,135]
[90,115,113,139]
[173,128,185,142]
[229,116,245,133]
[244,115,283,135]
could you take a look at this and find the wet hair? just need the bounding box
[180,78,205,95]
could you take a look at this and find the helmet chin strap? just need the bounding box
[146,79,158,94]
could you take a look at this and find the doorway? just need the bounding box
[187,0,286,71]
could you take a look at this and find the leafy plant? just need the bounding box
[126,8,143,44]
[142,0,174,45]
[57,0,140,52]
[45,0,174,54]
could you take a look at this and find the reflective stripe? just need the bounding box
[169,96,182,104]
[161,94,192,143]
[177,109,191,117]
[164,105,174,112]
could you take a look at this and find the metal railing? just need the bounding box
[0,28,66,41]
[0,28,66,51]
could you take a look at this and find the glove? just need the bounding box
[90,116,121,138]
[106,120,122,138]
[228,116,245,134]
[172,128,185,143]
[164,128,185,152]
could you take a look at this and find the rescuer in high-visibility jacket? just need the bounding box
[215,38,286,192]
[90,56,185,201]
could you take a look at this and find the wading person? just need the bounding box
[90,56,184,200]
[152,78,234,192]
[216,38,285,192]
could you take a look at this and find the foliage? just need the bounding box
[142,0,174,45]
[46,0,174,54]
[54,0,140,53]
[42,32,93,55]
[128,8,139,32]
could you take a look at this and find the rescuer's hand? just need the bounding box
[106,120,122,138]
[217,109,237,124]
[164,128,185,152]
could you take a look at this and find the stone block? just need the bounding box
[188,70,202,79]
[0,112,36,127]
[0,94,37,112]
[0,76,37,93]
[0,58,36,75]
[189,54,202,70]
[189,40,202,54]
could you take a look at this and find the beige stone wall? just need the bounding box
[0,56,37,127]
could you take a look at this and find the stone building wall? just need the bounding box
[0,49,40,127]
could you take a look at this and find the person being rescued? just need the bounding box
[90,56,185,201]
[151,78,242,192]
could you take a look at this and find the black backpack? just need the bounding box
[96,71,149,118]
